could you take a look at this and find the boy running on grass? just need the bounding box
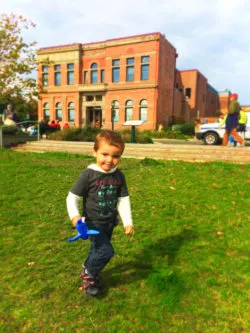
[66,130,134,296]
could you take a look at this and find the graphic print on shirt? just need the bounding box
[97,182,119,217]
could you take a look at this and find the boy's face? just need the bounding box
[94,141,122,172]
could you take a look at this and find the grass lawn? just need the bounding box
[0,149,249,333]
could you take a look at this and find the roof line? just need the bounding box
[39,32,161,51]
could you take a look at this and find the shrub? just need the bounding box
[48,127,101,141]
[172,123,194,135]
[121,132,153,143]
[2,125,18,134]
[48,127,153,144]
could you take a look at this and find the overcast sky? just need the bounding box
[2,0,250,104]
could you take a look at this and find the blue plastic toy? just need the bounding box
[67,219,100,242]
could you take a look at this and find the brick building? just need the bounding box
[37,32,177,130]
[174,69,218,123]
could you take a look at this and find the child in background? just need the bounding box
[66,130,134,296]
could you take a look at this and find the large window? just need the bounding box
[141,56,150,80]
[140,99,148,121]
[68,102,75,121]
[111,100,119,122]
[54,65,61,86]
[55,102,62,121]
[112,59,120,83]
[91,63,98,84]
[43,102,50,120]
[125,100,133,121]
[126,58,134,81]
[42,66,48,87]
[67,63,74,85]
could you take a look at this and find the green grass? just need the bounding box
[0,149,249,333]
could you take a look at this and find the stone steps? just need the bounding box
[11,140,250,164]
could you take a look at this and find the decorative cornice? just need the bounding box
[83,34,160,51]
[107,84,158,91]
[39,83,157,94]
[37,32,161,54]
[37,44,82,55]
[40,87,80,94]
[78,84,108,92]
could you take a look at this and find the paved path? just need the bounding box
[11,139,250,164]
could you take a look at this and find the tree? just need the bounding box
[0,13,37,103]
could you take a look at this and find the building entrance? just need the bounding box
[86,106,102,128]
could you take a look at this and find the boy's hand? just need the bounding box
[72,216,82,227]
[124,225,134,236]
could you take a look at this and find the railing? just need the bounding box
[0,120,40,148]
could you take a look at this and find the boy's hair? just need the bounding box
[94,130,125,153]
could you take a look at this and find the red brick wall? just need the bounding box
[206,89,218,117]
[157,35,177,126]
[104,88,157,130]
[38,92,80,126]
[174,70,218,122]
[179,70,197,111]
[196,72,208,118]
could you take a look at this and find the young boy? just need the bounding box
[66,130,134,296]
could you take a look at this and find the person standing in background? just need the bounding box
[237,108,248,139]
[220,93,244,147]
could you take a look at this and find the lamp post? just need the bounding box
[131,125,136,143]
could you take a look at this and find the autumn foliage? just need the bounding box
[0,13,37,100]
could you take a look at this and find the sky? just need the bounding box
[2,0,250,104]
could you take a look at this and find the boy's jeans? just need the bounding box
[84,222,115,277]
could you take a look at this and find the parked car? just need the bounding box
[196,117,250,145]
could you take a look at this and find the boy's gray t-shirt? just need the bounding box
[70,167,129,225]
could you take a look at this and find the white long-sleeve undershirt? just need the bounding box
[66,191,133,227]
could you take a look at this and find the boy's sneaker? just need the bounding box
[80,270,99,297]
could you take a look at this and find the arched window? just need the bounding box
[125,100,133,121]
[91,63,98,84]
[68,102,75,121]
[140,99,148,121]
[55,102,62,121]
[111,100,119,122]
[43,102,50,120]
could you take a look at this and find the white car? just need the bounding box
[196,117,250,145]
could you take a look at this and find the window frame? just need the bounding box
[139,99,148,121]
[67,63,74,85]
[125,100,133,121]
[54,64,61,86]
[101,69,105,83]
[84,71,88,84]
[43,102,50,120]
[90,63,98,84]
[111,100,119,122]
[112,59,120,83]
[140,56,150,81]
[55,102,63,121]
[126,57,134,82]
[185,88,192,98]
[42,66,49,87]
[68,102,75,121]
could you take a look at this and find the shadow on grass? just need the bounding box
[99,229,198,308]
